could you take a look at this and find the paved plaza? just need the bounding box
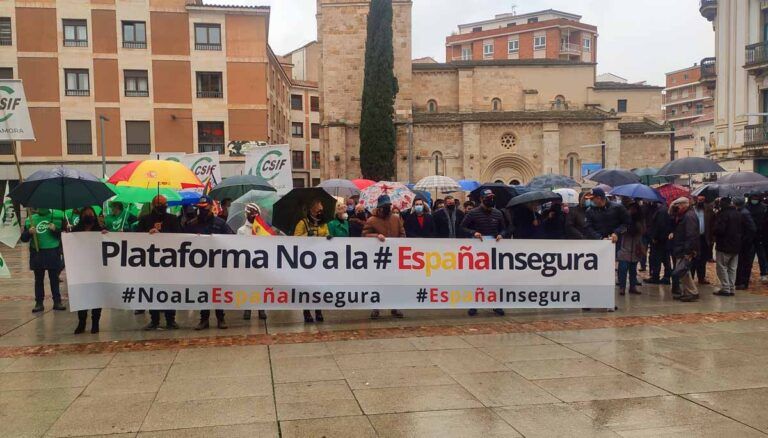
[2,245,768,437]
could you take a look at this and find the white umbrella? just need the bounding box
[414,175,461,193]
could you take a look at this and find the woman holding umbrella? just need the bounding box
[20,208,66,313]
[70,207,105,334]
[294,198,329,323]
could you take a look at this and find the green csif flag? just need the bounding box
[0,251,10,278]
[0,183,20,248]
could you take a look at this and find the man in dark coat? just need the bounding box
[713,197,742,296]
[735,197,758,289]
[584,188,630,241]
[433,195,465,238]
[669,197,700,302]
[646,201,674,285]
[745,193,768,283]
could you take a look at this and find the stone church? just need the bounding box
[317,0,668,184]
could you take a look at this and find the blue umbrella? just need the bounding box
[458,179,481,192]
[609,184,664,203]
[167,190,202,207]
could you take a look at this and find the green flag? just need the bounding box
[0,251,10,278]
[0,183,20,248]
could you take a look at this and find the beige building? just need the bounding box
[663,61,716,159]
[700,0,768,174]
[317,0,667,184]
[0,0,291,180]
[285,41,321,188]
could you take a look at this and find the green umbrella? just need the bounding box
[633,167,671,186]
[106,183,181,204]
[208,175,276,201]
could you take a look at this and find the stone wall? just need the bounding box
[412,71,459,112]
[619,134,671,170]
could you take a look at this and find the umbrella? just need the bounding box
[656,157,725,176]
[633,167,672,186]
[657,183,691,206]
[692,182,768,199]
[526,174,579,190]
[9,167,115,211]
[272,188,338,235]
[226,190,280,232]
[584,169,640,187]
[168,190,202,207]
[351,179,376,190]
[609,184,665,203]
[716,171,768,185]
[506,190,562,208]
[594,184,613,193]
[413,175,461,193]
[469,184,521,209]
[109,160,203,190]
[553,188,579,205]
[208,174,276,201]
[458,179,481,192]
[107,184,182,204]
[359,182,415,212]
[317,179,360,198]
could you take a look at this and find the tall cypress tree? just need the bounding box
[359,0,399,181]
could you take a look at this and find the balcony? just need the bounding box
[65,89,89,97]
[198,143,224,154]
[63,39,88,48]
[67,143,92,155]
[560,43,581,56]
[125,90,149,97]
[127,143,151,155]
[745,42,768,73]
[195,43,221,51]
[122,41,146,49]
[745,124,768,149]
[0,38,11,47]
[699,0,716,21]
[196,90,223,99]
[700,57,716,87]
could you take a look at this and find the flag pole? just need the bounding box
[10,141,37,249]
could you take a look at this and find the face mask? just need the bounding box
[585,200,594,208]
[315,211,324,220]
[447,203,456,210]
[697,202,705,208]
[482,199,495,208]
[185,210,197,219]
[671,206,680,214]
[751,199,760,205]
[154,206,166,215]
[347,206,355,215]
[341,213,349,221]
[380,205,391,216]
[414,205,424,214]
[81,216,95,225]
[198,209,209,219]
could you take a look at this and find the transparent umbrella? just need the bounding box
[226,190,279,233]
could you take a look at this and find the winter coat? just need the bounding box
[362,214,406,238]
[671,208,700,258]
[460,207,507,238]
[327,218,350,237]
[713,207,743,255]
[404,213,435,238]
[433,208,466,238]
[585,202,630,239]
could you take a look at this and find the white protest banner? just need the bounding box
[0,80,35,141]
[244,145,293,196]
[0,251,10,278]
[158,152,221,192]
[62,233,616,311]
[0,183,20,248]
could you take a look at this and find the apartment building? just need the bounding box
[445,9,597,64]
[663,61,716,159]
[285,41,321,188]
[700,0,768,174]
[0,0,290,180]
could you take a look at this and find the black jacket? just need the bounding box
[585,202,630,239]
[738,207,757,247]
[713,207,742,254]
[671,208,700,258]
[182,214,234,235]
[136,212,182,234]
[404,213,435,238]
[460,207,507,237]
[747,202,767,242]
[565,207,587,239]
[649,204,674,246]
[433,208,466,238]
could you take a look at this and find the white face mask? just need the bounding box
[341,213,349,221]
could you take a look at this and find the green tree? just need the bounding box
[359,0,399,181]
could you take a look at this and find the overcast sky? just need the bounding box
[211,0,713,85]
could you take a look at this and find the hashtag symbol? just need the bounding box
[373,246,392,269]
[416,288,427,303]
[122,287,135,303]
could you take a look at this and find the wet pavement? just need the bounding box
[1,244,768,437]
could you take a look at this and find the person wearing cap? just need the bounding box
[136,195,182,330]
[735,196,758,289]
[294,199,330,323]
[183,196,235,330]
[460,189,507,317]
[434,195,466,238]
[669,197,700,302]
[363,194,406,319]
[712,197,743,296]
[584,187,630,242]
[237,203,268,321]
[745,192,768,283]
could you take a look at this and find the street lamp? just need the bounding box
[99,115,109,178]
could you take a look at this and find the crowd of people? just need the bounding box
[18,186,768,334]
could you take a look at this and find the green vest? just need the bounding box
[104,213,127,231]
[25,212,63,250]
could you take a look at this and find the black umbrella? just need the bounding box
[208,175,276,201]
[584,169,640,187]
[9,167,115,211]
[272,188,337,235]
[692,181,768,199]
[470,184,521,209]
[656,157,725,176]
[716,171,768,185]
[506,190,562,208]
[526,174,579,190]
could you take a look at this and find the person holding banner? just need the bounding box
[20,208,67,313]
[237,203,271,321]
[71,207,105,334]
[136,195,182,330]
[294,199,330,323]
[404,198,435,238]
[104,202,136,232]
[328,203,351,237]
[363,195,406,319]
[434,195,465,238]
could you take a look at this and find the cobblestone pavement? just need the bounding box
[2,245,768,437]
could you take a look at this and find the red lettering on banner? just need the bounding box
[399,247,411,269]
[212,287,222,303]
[224,290,233,303]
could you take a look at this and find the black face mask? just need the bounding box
[356,212,367,220]
[446,204,456,211]
[696,202,705,208]
[154,206,166,215]
[380,205,392,216]
[81,216,95,225]
[482,199,495,208]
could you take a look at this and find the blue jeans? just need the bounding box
[618,261,639,290]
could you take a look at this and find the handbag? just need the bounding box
[671,257,692,279]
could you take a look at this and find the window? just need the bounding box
[506,22,517,28]
[0,68,12,79]
[683,74,688,80]
[583,38,591,51]
[292,178,306,188]
[553,95,566,110]
[122,21,146,49]
[527,17,539,23]
[64,69,89,96]
[695,103,704,114]
[483,42,493,57]
[508,39,519,53]
[126,121,151,155]
[567,154,580,178]
[501,133,517,150]
[194,23,221,50]
[292,150,304,169]
[427,99,437,113]
[617,99,628,113]
[310,96,320,112]
[196,72,223,98]
[0,18,11,46]
[472,26,482,33]
[311,151,320,169]
[197,121,224,154]
[431,151,443,175]
[461,46,471,60]
[63,19,88,47]
[312,178,321,187]
[534,35,546,50]
[291,94,303,110]
[124,70,148,97]
[66,120,92,155]
[291,122,304,138]
[311,123,320,139]
[491,98,502,111]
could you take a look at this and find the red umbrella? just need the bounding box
[351,179,375,190]
[657,183,690,206]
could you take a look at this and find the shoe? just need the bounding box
[194,320,209,330]
[91,321,99,334]
[315,310,324,322]
[243,310,251,320]
[644,278,660,284]
[303,310,314,323]
[370,310,380,319]
[659,278,671,285]
[217,319,228,329]
[629,287,641,295]
[680,294,700,302]
[620,290,626,296]
[32,303,44,313]
[761,276,768,283]
[134,310,145,315]
[391,309,404,318]
[493,308,505,316]
[74,321,86,335]
[258,310,267,320]
[467,308,478,316]
[144,322,159,331]
[166,321,180,330]
[52,302,66,311]
[713,290,734,297]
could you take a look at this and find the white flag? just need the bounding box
[0,251,10,278]
[0,183,20,248]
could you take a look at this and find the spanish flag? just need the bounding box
[252,215,277,236]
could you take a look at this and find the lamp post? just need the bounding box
[99,115,109,178]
